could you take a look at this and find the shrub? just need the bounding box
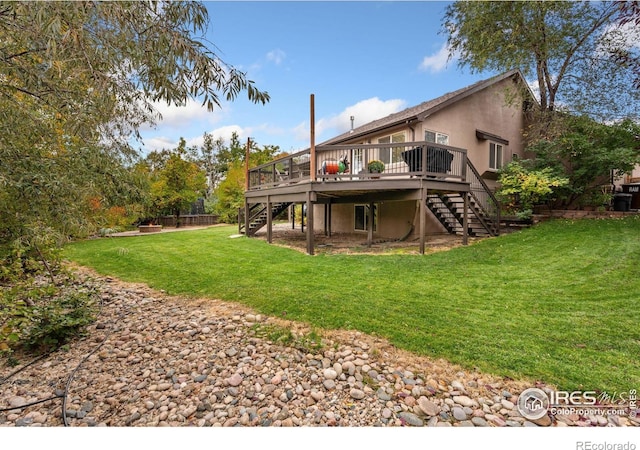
[0,275,99,354]
[497,160,569,216]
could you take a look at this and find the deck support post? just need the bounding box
[324,204,328,236]
[463,193,469,246]
[324,201,332,237]
[306,192,314,255]
[244,200,250,237]
[367,201,374,248]
[266,196,272,244]
[419,184,427,254]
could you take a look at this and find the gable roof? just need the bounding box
[322,69,533,145]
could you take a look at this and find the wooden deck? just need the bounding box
[243,141,499,254]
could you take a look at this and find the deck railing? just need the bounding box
[247,141,468,190]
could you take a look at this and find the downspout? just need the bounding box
[406,119,416,141]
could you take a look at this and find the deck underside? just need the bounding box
[244,178,474,255]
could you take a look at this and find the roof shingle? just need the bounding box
[322,69,526,145]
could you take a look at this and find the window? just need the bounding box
[354,204,377,232]
[378,132,405,164]
[425,130,449,145]
[489,142,503,170]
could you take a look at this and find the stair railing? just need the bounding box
[465,160,500,235]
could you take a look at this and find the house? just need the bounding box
[242,69,536,254]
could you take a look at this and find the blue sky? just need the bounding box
[136,1,499,155]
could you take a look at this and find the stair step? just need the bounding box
[426,193,497,238]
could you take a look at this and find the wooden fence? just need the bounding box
[156,214,218,227]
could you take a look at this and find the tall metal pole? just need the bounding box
[310,94,316,182]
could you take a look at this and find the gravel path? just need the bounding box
[1,269,638,428]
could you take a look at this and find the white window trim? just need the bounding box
[489,141,504,171]
[425,129,449,145]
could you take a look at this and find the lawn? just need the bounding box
[64,217,640,392]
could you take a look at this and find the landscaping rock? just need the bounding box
[0,268,635,428]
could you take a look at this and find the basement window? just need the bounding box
[354,204,377,232]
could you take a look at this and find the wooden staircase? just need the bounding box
[239,202,292,236]
[426,193,498,237]
[426,157,500,237]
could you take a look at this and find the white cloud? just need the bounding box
[266,49,286,65]
[317,97,407,136]
[602,21,640,52]
[186,125,246,148]
[293,97,407,143]
[419,43,456,73]
[139,98,225,132]
[138,136,180,153]
[138,125,245,153]
[526,78,541,103]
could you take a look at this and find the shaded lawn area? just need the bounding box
[64,217,640,392]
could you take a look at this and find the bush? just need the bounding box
[497,160,569,216]
[0,275,99,354]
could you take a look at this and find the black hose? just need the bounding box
[0,394,63,413]
[62,328,111,427]
[0,352,51,385]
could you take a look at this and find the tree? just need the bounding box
[614,0,640,89]
[0,1,269,276]
[207,134,282,223]
[149,139,206,227]
[0,2,270,352]
[214,162,247,224]
[443,1,640,121]
[526,116,640,208]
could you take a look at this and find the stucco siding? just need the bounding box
[314,200,446,239]
[418,77,526,175]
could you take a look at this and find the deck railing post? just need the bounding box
[461,151,468,182]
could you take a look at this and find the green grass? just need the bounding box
[64,218,640,392]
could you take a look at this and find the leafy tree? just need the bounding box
[0,1,269,353]
[209,132,280,180]
[207,134,282,223]
[497,161,569,218]
[149,139,206,227]
[0,1,269,276]
[214,162,247,224]
[524,116,640,208]
[443,1,640,121]
[614,1,640,89]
